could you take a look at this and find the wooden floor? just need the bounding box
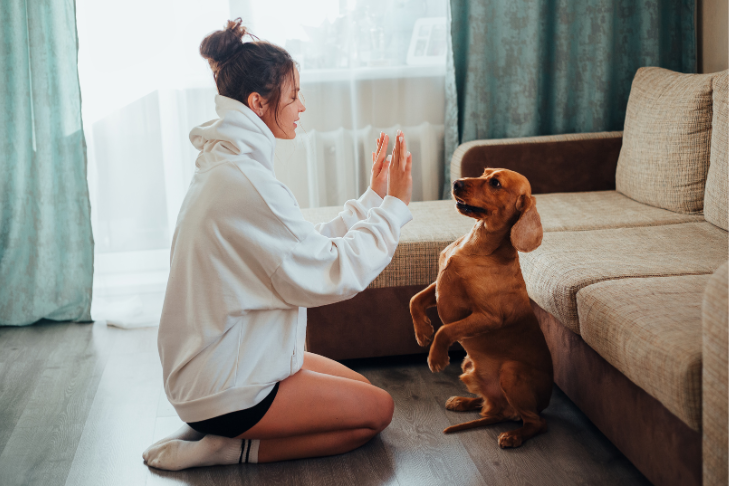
[0,320,650,486]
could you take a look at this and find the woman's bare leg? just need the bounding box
[239,366,392,440]
[144,353,393,469]
[239,355,392,462]
[299,351,371,384]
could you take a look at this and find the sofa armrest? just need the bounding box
[450,131,623,194]
[703,261,728,486]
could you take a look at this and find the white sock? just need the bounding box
[144,435,244,471]
[239,439,260,464]
[142,424,205,461]
[249,439,260,463]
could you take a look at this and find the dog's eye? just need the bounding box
[489,178,501,188]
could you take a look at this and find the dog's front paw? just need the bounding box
[413,317,434,347]
[415,326,434,347]
[498,431,523,449]
[427,348,450,373]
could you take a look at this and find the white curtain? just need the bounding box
[76,0,447,327]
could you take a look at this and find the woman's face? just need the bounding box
[262,67,305,140]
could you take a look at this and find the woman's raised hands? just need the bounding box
[369,130,413,205]
[370,132,390,199]
[387,130,413,205]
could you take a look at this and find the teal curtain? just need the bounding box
[0,0,93,326]
[444,0,697,195]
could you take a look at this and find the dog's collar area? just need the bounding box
[456,200,487,215]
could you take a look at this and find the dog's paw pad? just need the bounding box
[498,432,523,449]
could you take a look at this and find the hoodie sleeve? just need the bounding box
[225,162,412,309]
[271,195,412,308]
[313,188,384,238]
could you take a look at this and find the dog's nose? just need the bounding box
[453,180,464,192]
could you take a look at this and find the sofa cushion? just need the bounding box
[302,196,708,289]
[372,195,703,288]
[520,222,728,334]
[534,191,704,231]
[705,71,729,230]
[577,275,710,431]
[616,67,715,214]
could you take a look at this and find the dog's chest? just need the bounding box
[438,238,483,275]
[436,244,509,311]
[438,246,461,279]
[436,249,469,296]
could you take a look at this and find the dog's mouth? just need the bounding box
[455,198,487,215]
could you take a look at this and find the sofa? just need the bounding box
[300,67,728,486]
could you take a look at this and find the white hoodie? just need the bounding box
[158,95,413,423]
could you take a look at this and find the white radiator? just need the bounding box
[273,123,445,209]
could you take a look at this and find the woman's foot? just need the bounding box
[142,424,204,462]
[144,435,243,470]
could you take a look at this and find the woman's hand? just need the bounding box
[387,130,412,205]
[370,132,390,199]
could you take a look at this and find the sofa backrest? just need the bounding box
[616,67,716,214]
[704,71,729,231]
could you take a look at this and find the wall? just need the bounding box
[698,0,729,73]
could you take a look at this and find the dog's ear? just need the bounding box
[511,195,543,252]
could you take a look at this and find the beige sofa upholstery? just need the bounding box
[703,262,729,485]
[520,222,727,333]
[577,274,710,431]
[705,72,729,230]
[616,67,716,214]
[303,190,708,292]
[531,190,704,231]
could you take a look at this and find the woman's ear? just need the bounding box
[247,92,265,117]
[511,195,543,252]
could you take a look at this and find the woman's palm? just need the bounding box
[370,133,390,198]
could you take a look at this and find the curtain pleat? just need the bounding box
[0,0,93,326]
[443,0,696,196]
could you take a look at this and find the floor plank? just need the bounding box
[0,322,652,486]
[0,322,73,457]
[63,328,162,486]
[366,364,487,486]
[0,323,111,486]
[415,358,651,486]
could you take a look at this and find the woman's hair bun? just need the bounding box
[200,18,249,67]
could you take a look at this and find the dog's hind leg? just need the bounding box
[444,390,512,433]
[445,396,483,411]
[496,363,548,448]
[443,412,509,434]
[497,410,547,448]
[445,357,486,411]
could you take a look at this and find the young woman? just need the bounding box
[142,19,414,470]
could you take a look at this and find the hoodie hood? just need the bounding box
[189,95,276,173]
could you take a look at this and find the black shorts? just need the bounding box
[187,382,280,438]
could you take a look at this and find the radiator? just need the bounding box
[273,123,445,209]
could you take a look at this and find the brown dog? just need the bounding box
[410,168,553,448]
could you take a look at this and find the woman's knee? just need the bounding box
[346,426,379,449]
[355,373,372,385]
[368,388,394,432]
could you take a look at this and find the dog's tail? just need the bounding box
[443,417,500,434]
